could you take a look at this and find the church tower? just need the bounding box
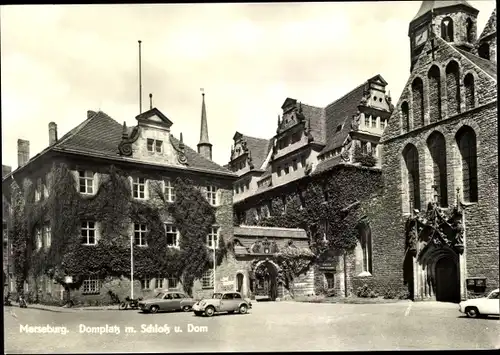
[197,91,213,160]
[408,1,479,71]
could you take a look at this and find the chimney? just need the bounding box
[49,122,58,145]
[2,165,12,178]
[87,110,97,119]
[17,139,30,168]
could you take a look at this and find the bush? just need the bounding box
[356,283,378,298]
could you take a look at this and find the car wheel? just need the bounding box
[205,306,215,317]
[150,305,159,314]
[119,302,127,310]
[239,304,248,314]
[465,306,479,318]
[182,305,191,312]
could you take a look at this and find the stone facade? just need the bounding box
[376,3,498,301]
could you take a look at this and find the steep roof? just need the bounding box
[242,135,273,170]
[456,48,497,79]
[412,1,477,21]
[321,82,366,154]
[478,7,496,40]
[50,110,234,176]
[301,103,325,144]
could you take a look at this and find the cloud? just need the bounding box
[1,1,496,170]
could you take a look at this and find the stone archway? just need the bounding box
[417,243,460,303]
[250,259,282,301]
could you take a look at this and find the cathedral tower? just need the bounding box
[408,1,479,71]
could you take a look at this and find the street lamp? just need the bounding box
[213,233,216,293]
[130,234,134,299]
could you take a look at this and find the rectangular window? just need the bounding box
[167,276,179,289]
[79,170,94,194]
[382,119,387,130]
[35,179,42,202]
[246,182,250,191]
[43,224,51,248]
[292,160,298,171]
[165,224,179,247]
[163,179,175,202]
[141,277,151,290]
[277,166,282,177]
[206,186,218,206]
[155,140,163,153]
[154,276,164,289]
[206,226,219,249]
[362,114,367,127]
[36,229,43,250]
[372,144,378,157]
[81,221,96,245]
[284,164,289,174]
[134,223,148,246]
[202,270,213,289]
[147,139,154,152]
[82,276,100,295]
[132,177,147,199]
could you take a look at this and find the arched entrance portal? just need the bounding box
[435,257,460,303]
[417,243,461,303]
[252,260,280,301]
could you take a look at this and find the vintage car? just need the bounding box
[192,291,252,317]
[139,291,196,313]
[459,288,499,318]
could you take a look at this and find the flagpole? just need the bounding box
[138,40,143,115]
[131,235,134,299]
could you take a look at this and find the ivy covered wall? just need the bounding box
[7,158,235,303]
[233,163,407,296]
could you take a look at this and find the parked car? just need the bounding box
[139,291,196,313]
[459,288,499,318]
[192,291,252,317]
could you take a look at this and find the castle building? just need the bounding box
[377,1,498,301]
[230,76,394,298]
[2,94,238,303]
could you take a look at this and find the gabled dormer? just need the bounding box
[117,107,187,166]
[277,98,306,135]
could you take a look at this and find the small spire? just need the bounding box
[299,101,302,113]
[122,121,128,139]
[277,114,281,125]
[179,132,184,148]
[149,93,153,110]
[197,88,212,160]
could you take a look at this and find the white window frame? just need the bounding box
[167,276,179,290]
[155,140,163,153]
[141,277,151,290]
[165,224,179,248]
[201,269,213,289]
[162,179,175,202]
[132,177,148,200]
[134,223,148,247]
[206,186,218,206]
[81,221,97,245]
[43,224,51,248]
[35,179,42,202]
[206,226,219,249]
[82,275,100,295]
[78,170,95,195]
[154,276,164,289]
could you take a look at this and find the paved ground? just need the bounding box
[4,300,499,353]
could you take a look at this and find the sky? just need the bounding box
[1,1,496,171]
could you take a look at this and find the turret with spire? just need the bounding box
[197,89,213,160]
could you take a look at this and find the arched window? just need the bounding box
[466,18,474,43]
[441,17,454,42]
[478,43,490,60]
[464,73,475,110]
[427,132,448,207]
[411,78,424,128]
[446,61,460,117]
[428,65,442,123]
[401,101,410,132]
[403,144,421,210]
[357,220,372,274]
[456,126,478,202]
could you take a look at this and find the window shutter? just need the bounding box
[93,173,99,195]
[71,170,79,192]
